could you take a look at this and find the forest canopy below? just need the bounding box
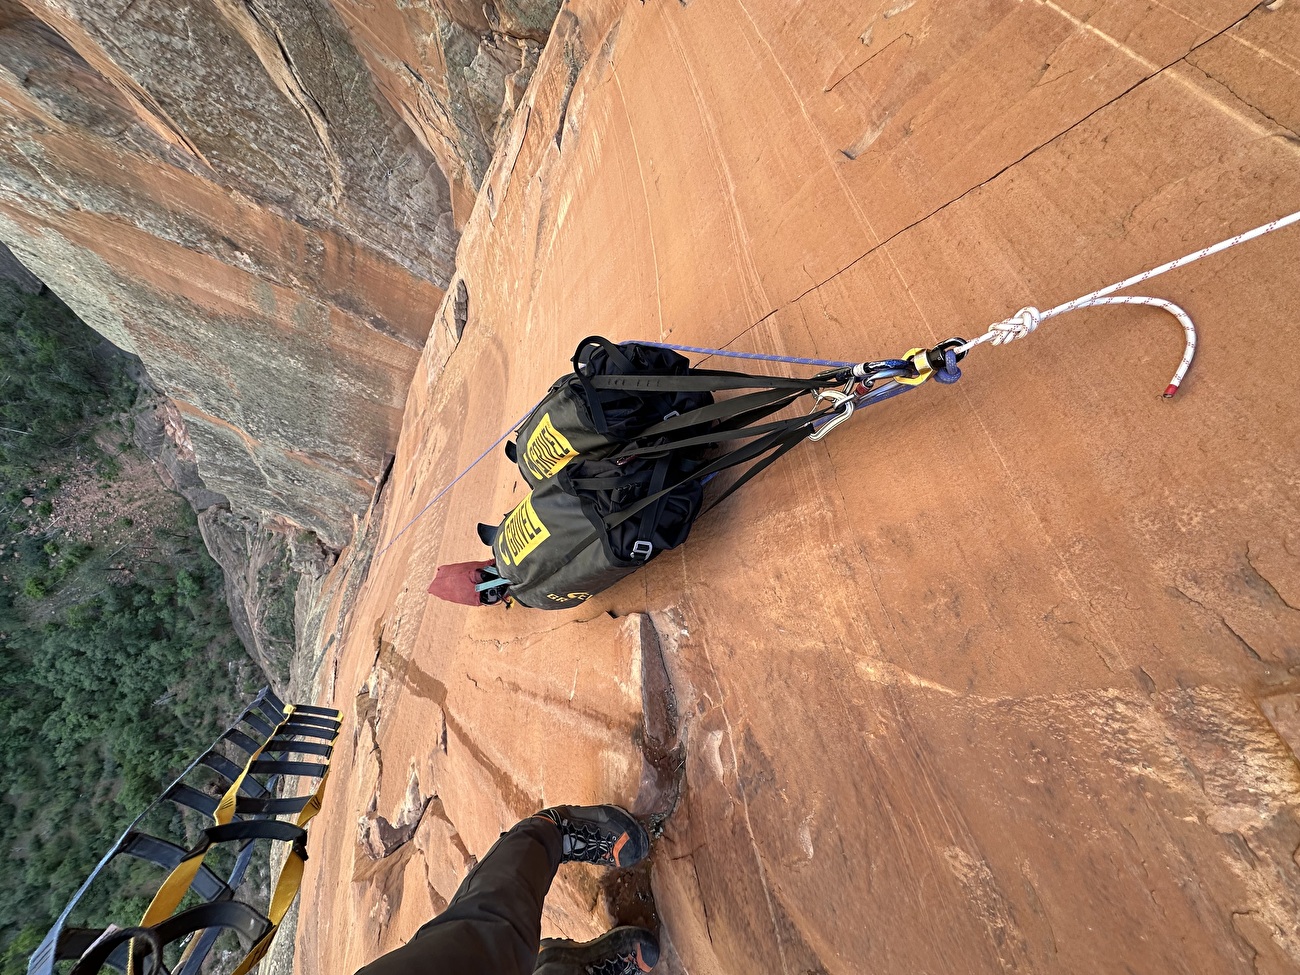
[0,284,262,975]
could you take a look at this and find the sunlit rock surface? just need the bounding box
[294,1,1300,973]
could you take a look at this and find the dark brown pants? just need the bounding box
[355,816,572,975]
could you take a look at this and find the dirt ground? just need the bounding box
[293,2,1300,973]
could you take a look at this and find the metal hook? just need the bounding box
[808,388,855,442]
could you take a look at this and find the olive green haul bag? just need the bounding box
[488,452,705,609]
[507,337,712,485]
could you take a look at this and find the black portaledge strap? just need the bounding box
[263,737,332,757]
[232,794,315,816]
[241,712,275,739]
[68,902,272,975]
[222,729,261,755]
[282,713,339,731]
[164,784,219,817]
[276,723,339,742]
[118,834,230,902]
[288,704,342,719]
[249,758,328,778]
[54,929,102,964]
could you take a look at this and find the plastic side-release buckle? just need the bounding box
[896,348,933,386]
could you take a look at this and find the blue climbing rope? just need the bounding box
[373,341,921,559]
[637,340,857,370]
[376,398,542,558]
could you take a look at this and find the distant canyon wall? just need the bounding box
[0,0,558,548]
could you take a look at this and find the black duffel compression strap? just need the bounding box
[573,336,638,434]
[628,385,809,441]
[614,409,822,461]
[586,368,842,393]
[601,405,835,532]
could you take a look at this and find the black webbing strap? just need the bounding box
[68,902,272,975]
[631,386,808,440]
[289,704,342,719]
[281,713,338,731]
[249,758,329,778]
[698,423,812,515]
[118,834,230,902]
[636,456,674,558]
[232,794,316,816]
[614,409,821,460]
[586,368,838,393]
[240,712,275,739]
[222,729,260,755]
[573,337,638,434]
[262,737,332,757]
[601,411,831,532]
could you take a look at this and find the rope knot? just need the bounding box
[989,306,1041,345]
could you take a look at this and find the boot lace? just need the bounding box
[559,819,616,865]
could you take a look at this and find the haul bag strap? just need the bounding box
[700,424,811,515]
[614,410,823,461]
[637,456,674,558]
[573,335,636,374]
[586,369,838,393]
[633,386,808,439]
[602,409,831,532]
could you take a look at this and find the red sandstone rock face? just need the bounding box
[295,1,1300,973]
[0,0,559,546]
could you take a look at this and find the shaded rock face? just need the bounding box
[0,0,560,547]
[295,1,1300,973]
[131,376,332,692]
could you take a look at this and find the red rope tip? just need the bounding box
[1163,383,1179,398]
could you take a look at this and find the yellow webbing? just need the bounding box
[135,707,297,930]
[226,765,333,975]
[125,704,343,975]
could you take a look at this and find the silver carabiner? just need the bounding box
[808,388,855,442]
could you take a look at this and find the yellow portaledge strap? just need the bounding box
[126,704,340,975]
[136,707,297,932]
[896,348,933,386]
[227,766,332,975]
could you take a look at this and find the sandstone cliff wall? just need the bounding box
[0,0,558,547]
[295,1,1300,973]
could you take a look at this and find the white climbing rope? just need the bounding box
[957,208,1300,397]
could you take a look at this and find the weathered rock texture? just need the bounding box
[296,1,1300,973]
[0,0,559,547]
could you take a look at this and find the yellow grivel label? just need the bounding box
[498,492,551,566]
[523,413,578,481]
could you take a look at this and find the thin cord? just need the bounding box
[637,340,856,369]
[376,400,540,558]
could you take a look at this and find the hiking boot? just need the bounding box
[536,925,659,973]
[534,804,649,868]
